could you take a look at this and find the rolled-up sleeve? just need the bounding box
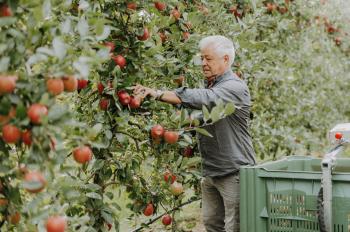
[174,84,246,110]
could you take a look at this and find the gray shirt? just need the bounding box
[175,69,256,177]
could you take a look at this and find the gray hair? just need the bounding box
[199,35,235,66]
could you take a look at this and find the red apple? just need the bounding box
[9,212,20,224]
[2,124,21,144]
[159,32,167,43]
[171,9,181,20]
[27,104,48,124]
[46,216,67,232]
[24,171,46,193]
[162,214,172,225]
[170,181,183,196]
[99,98,110,110]
[164,171,176,184]
[22,130,32,146]
[104,42,115,53]
[129,96,141,109]
[46,78,64,95]
[0,4,12,17]
[164,131,179,144]
[0,75,17,94]
[97,82,104,94]
[151,125,165,139]
[183,31,190,40]
[137,27,150,41]
[154,2,166,11]
[143,203,154,216]
[334,37,342,46]
[112,55,127,69]
[117,90,131,106]
[335,132,343,140]
[266,3,277,12]
[183,146,193,157]
[127,2,137,10]
[73,145,93,164]
[77,79,88,90]
[62,76,78,92]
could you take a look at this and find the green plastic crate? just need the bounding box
[240,155,350,232]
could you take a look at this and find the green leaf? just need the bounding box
[86,192,102,200]
[85,183,101,191]
[195,128,212,137]
[52,37,66,60]
[224,103,235,116]
[0,17,16,27]
[48,104,68,121]
[101,211,113,224]
[202,106,210,122]
[210,106,221,123]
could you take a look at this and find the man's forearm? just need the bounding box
[158,91,182,105]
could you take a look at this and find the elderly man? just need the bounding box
[133,35,256,232]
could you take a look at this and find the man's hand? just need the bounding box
[132,84,157,100]
[132,84,182,104]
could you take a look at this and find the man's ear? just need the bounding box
[224,55,230,64]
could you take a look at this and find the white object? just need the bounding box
[328,123,350,144]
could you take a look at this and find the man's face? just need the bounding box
[200,46,229,79]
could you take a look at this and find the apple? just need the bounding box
[335,132,343,140]
[112,55,127,69]
[143,203,154,216]
[0,198,8,206]
[162,214,172,225]
[21,130,32,146]
[46,78,64,95]
[27,104,48,124]
[97,82,104,94]
[170,181,183,196]
[127,2,137,10]
[9,212,20,224]
[327,25,336,33]
[159,32,167,43]
[73,145,93,164]
[229,6,242,18]
[2,124,21,144]
[99,98,110,110]
[164,131,179,144]
[104,42,115,53]
[266,3,277,12]
[0,4,12,17]
[163,170,176,184]
[129,96,141,109]
[182,31,190,40]
[154,2,166,11]
[183,146,193,157]
[24,171,46,193]
[151,125,165,139]
[46,216,67,232]
[117,90,131,106]
[77,79,88,90]
[0,75,17,94]
[62,76,78,92]
[171,9,181,20]
[137,27,150,41]
[107,223,112,231]
[334,37,342,46]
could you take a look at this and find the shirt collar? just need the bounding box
[205,69,234,88]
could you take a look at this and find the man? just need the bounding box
[133,35,256,232]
